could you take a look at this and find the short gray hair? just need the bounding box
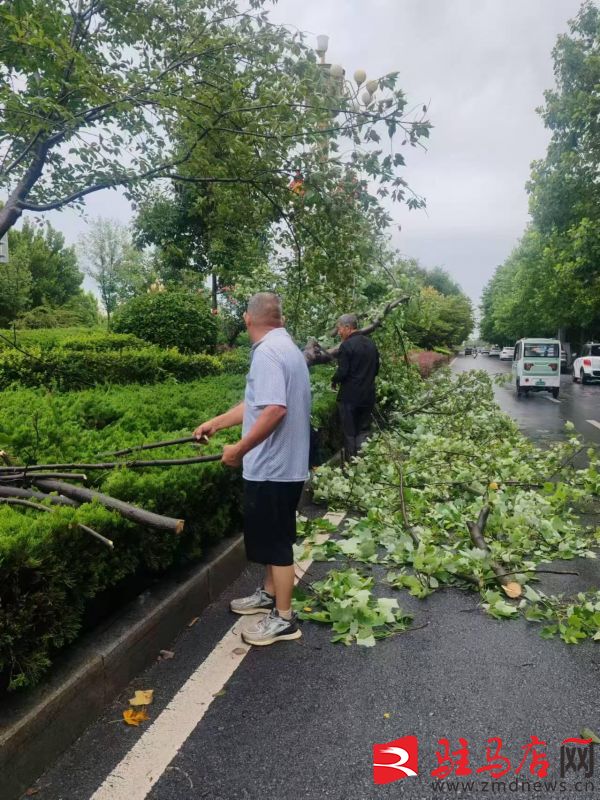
[247,292,283,323]
[337,314,358,329]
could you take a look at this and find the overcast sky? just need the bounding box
[40,0,583,311]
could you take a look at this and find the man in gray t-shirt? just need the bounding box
[194,292,311,647]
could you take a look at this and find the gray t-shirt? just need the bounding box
[242,327,311,482]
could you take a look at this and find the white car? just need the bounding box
[499,347,515,361]
[489,346,501,357]
[572,343,600,384]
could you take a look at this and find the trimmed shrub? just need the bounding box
[218,346,250,374]
[113,291,218,353]
[0,373,338,691]
[0,347,223,390]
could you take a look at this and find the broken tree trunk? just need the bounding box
[466,505,522,598]
[31,479,185,534]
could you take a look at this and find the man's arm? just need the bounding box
[222,404,286,467]
[332,341,350,388]
[194,401,244,440]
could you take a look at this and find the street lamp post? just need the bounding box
[313,34,377,162]
[315,34,377,108]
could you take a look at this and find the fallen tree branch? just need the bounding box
[303,295,410,366]
[31,479,185,534]
[98,435,207,458]
[467,505,522,598]
[0,484,79,507]
[0,497,113,548]
[77,524,114,550]
[0,497,53,513]
[0,454,222,473]
[0,472,88,483]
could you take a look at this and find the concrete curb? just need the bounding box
[0,534,246,800]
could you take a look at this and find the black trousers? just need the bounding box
[337,402,374,459]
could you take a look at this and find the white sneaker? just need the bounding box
[241,609,302,646]
[230,587,275,615]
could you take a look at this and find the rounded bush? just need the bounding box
[113,292,217,353]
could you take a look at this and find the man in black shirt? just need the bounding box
[331,314,380,460]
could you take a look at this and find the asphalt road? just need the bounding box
[24,361,600,800]
[454,355,600,449]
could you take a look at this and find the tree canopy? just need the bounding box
[0,0,430,238]
[481,2,600,346]
[0,219,90,327]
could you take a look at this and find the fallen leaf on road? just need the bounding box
[129,689,154,706]
[213,689,227,698]
[383,713,391,719]
[159,649,175,660]
[580,727,600,744]
[25,788,40,796]
[123,708,149,726]
[188,617,199,627]
[502,582,522,599]
[232,647,246,655]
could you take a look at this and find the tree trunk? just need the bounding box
[211,272,218,312]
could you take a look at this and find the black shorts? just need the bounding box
[243,480,305,566]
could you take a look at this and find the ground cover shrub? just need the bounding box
[113,292,218,353]
[0,371,338,690]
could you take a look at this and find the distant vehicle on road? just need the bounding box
[560,348,568,374]
[572,343,600,384]
[499,347,515,361]
[512,338,561,398]
[464,347,473,355]
[481,348,490,356]
[489,346,501,357]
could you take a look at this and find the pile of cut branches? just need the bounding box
[296,369,600,646]
[0,439,221,548]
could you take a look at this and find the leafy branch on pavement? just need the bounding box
[299,367,600,647]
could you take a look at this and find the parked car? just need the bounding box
[560,348,568,374]
[499,347,515,361]
[481,348,490,356]
[572,343,600,384]
[464,347,473,356]
[512,338,561,398]
[489,346,501,357]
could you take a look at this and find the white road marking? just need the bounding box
[587,420,600,431]
[541,394,560,404]
[91,511,344,800]
[449,357,457,367]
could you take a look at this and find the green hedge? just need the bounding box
[0,347,223,390]
[0,327,105,351]
[218,346,250,374]
[0,373,338,691]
